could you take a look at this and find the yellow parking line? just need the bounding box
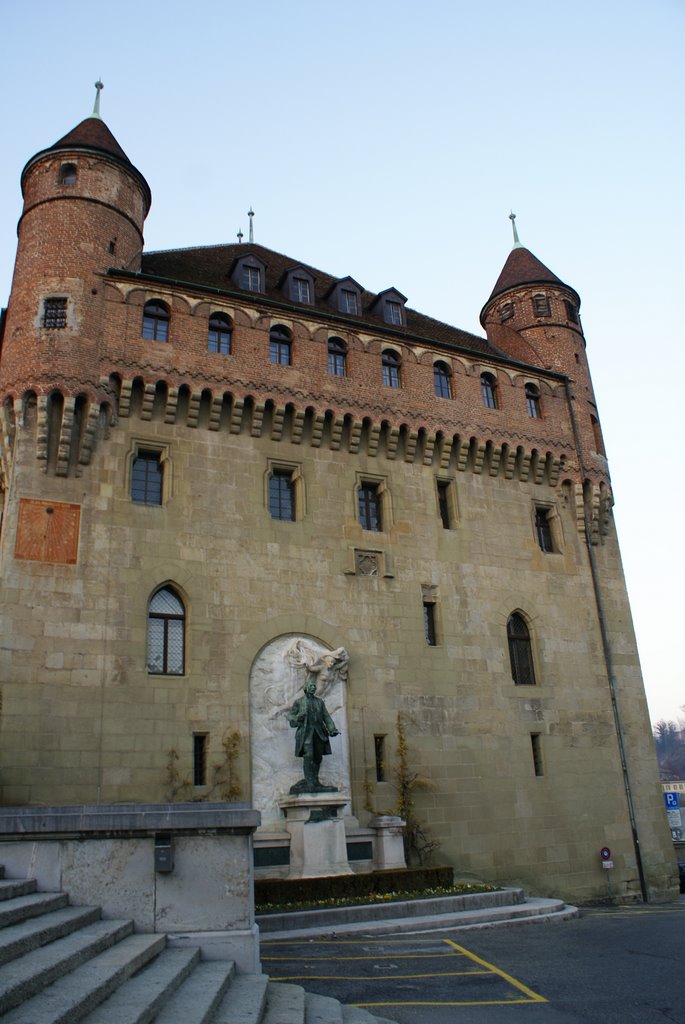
[355,999,547,1007]
[443,939,547,1003]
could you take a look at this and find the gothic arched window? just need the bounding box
[148,587,185,675]
[507,612,536,685]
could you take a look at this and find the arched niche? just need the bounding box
[249,634,350,829]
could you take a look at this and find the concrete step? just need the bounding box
[260,893,578,940]
[153,959,236,1024]
[0,905,102,967]
[0,879,38,902]
[305,991,343,1024]
[258,887,526,934]
[82,947,200,1023]
[262,981,306,1024]
[212,973,269,1024]
[0,891,68,929]
[0,932,166,1024]
[0,917,134,1014]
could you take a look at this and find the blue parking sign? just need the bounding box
[664,792,679,809]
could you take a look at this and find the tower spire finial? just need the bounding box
[237,227,244,244]
[92,80,104,119]
[248,207,255,244]
[509,210,521,248]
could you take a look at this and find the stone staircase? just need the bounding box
[0,867,394,1024]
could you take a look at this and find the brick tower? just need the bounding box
[0,86,151,474]
[480,218,608,489]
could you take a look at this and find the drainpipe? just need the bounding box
[564,381,648,902]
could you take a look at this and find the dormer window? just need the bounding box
[282,266,316,306]
[243,266,261,291]
[327,277,364,317]
[231,254,267,294]
[292,278,310,303]
[372,288,407,327]
[340,289,359,315]
[385,301,403,325]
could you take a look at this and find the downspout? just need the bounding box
[564,380,648,901]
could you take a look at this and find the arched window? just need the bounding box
[208,313,232,354]
[269,325,292,365]
[507,613,536,685]
[148,587,185,675]
[59,163,77,186]
[382,349,401,388]
[525,383,541,418]
[328,337,346,377]
[481,372,497,409]
[142,300,170,342]
[433,361,452,399]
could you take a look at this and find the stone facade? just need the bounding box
[0,106,676,904]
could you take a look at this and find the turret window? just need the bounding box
[382,349,401,388]
[498,300,514,323]
[525,383,541,418]
[433,361,452,399]
[532,294,551,317]
[142,300,170,342]
[208,313,232,354]
[42,297,67,330]
[564,299,579,323]
[480,372,498,409]
[59,163,77,186]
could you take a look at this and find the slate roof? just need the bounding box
[141,243,496,357]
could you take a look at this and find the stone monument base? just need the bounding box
[279,793,352,878]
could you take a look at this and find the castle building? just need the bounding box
[0,98,676,902]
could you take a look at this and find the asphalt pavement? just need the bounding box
[261,898,685,1023]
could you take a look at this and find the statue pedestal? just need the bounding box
[368,815,407,869]
[279,794,352,878]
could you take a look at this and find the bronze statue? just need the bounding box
[288,675,339,793]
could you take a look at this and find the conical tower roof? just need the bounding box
[481,244,580,327]
[21,114,151,213]
[50,116,133,164]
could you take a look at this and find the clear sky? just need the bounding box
[1,0,683,726]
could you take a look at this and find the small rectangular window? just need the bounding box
[42,297,67,329]
[534,507,554,553]
[436,480,456,529]
[531,734,544,777]
[269,470,295,521]
[132,451,163,505]
[374,735,386,782]
[358,482,382,531]
[423,602,437,646]
[193,734,208,786]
